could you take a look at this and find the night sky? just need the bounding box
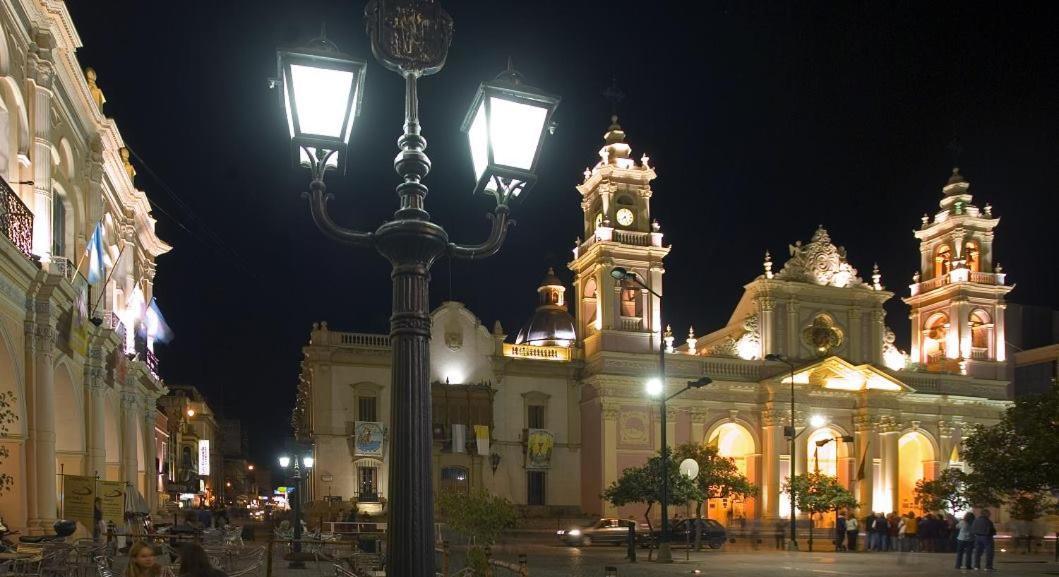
[67,1,1058,476]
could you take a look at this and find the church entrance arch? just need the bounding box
[705,422,756,525]
[898,431,936,515]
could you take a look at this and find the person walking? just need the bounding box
[845,514,859,551]
[774,519,786,550]
[864,513,877,551]
[971,509,996,571]
[873,513,888,551]
[888,512,900,551]
[955,511,976,570]
[835,513,847,551]
[125,542,176,577]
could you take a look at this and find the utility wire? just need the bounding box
[123,145,262,281]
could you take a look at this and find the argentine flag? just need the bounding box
[87,223,105,285]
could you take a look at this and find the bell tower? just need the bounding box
[569,116,669,356]
[903,168,1012,379]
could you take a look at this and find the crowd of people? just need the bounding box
[828,509,998,570]
[124,541,228,577]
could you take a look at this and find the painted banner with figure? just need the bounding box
[526,429,554,469]
[63,475,96,529]
[98,480,125,525]
[353,421,384,458]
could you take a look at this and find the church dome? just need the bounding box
[515,268,577,347]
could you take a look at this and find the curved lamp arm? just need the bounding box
[449,205,514,260]
[306,179,374,248]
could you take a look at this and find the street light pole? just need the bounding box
[611,267,706,564]
[276,5,559,575]
[291,459,304,568]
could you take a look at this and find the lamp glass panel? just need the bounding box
[278,456,291,468]
[283,83,296,138]
[487,96,546,170]
[290,64,354,138]
[302,456,314,468]
[467,102,488,182]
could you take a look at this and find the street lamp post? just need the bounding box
[611,267,711,563]
[279,452,313,569]
[276,4,559,576]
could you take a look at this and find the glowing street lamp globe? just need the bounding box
[277,39,367,173]
[302,456,314,469]
[809,414,827,428]
[645,377,664,398]
[461,65,560,201]
[278,455,291,469]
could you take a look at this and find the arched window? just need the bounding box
[964,241,979,272]
[583,278,597,299]
[969,310,992,354]
[924,313,949,362]
[354,459,381,502]
[51,191,66,259]
[440,466,469,494]
[934,245,952,279]
[616,195,634,206]
[620,280,642,318]
[806,428,840,478]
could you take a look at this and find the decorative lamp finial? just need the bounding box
[651,219,661,232]
[984,203,992,217]
[995,262,1003,273]
[948,166,965,185]
[686,325,698,355]
[912,270,920,283]
[640,153,650,169]
[664,324,675,353]
[764,250,773,279]
[583,167,592,182]
[921,213,929,227]
[872,263,882,290]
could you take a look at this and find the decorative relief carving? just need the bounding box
[601,402,619,421]
[619,410,650,445]
[690,409,709,424]
[802,314,844,357]
[33,324,56,353]
[707,313,760,360]
[775,226,868,288]
[877,415,900,434]
[853,414,876,432]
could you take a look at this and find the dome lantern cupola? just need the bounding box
[515,268,576,347]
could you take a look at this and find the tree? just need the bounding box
[783,473,857,552]
[436,488,517,575]
[0,391,18,493]
[673,443,756,518]
[601,448,703,530]
[963,383,1059,497]
[914,468,970,514]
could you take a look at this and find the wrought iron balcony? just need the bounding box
[0,177,33,260]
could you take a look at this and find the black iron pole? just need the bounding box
[290,462,304,569]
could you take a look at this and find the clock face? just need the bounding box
[616,208,635,227]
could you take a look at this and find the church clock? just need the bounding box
[616,208,634,227]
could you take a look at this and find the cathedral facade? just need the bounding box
[299,118,1012,525]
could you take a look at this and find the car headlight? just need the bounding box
[556,530,564,535]
[568,529,581,536]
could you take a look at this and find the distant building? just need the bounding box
[296,118,1050,530]
[158,386,221,507]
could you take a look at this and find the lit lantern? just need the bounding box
[461,65,560,201]
[277,40,367,173]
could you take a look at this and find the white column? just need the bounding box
[601,403,618,516]
[27,57,54,260]
[994,303,1007,362]
[762,412,783,519]
[32,321,57,527]
[760,298,774,356]
[142,396,157,512]
[786,299,799,357]
[938,422,954,470]
[853,416,874,512]
[86,348,107,479]
[879,419,899,514]
[870,309,884,365]
[120,389,139,489]
[848,307,862,362]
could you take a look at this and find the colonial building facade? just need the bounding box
[299,117,1012,526]
[0,1,170,532]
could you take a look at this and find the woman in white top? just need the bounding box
[954,512,976,570]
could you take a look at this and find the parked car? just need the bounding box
[649,518,728,549]
[557,517,648,547]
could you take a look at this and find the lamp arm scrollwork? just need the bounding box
[449,205,514,260]
[306,178,375,248]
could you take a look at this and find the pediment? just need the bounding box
[767,356,914,393]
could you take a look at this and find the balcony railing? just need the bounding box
[620,316,643,331]
[612,229,652,246]
[324,331,390,349]
[911,269,1004,295]
[0,178,33,260]
[970,347,989,360]
[51,256,74,280]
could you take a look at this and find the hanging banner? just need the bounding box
[526,429,554,470]
[63,475,96,529]
[452,424,466,454]
[68,277,90,357]
[198,440,210,475]
[97,480,125,525]
[473,425,490,456]
[353,422,384,458]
